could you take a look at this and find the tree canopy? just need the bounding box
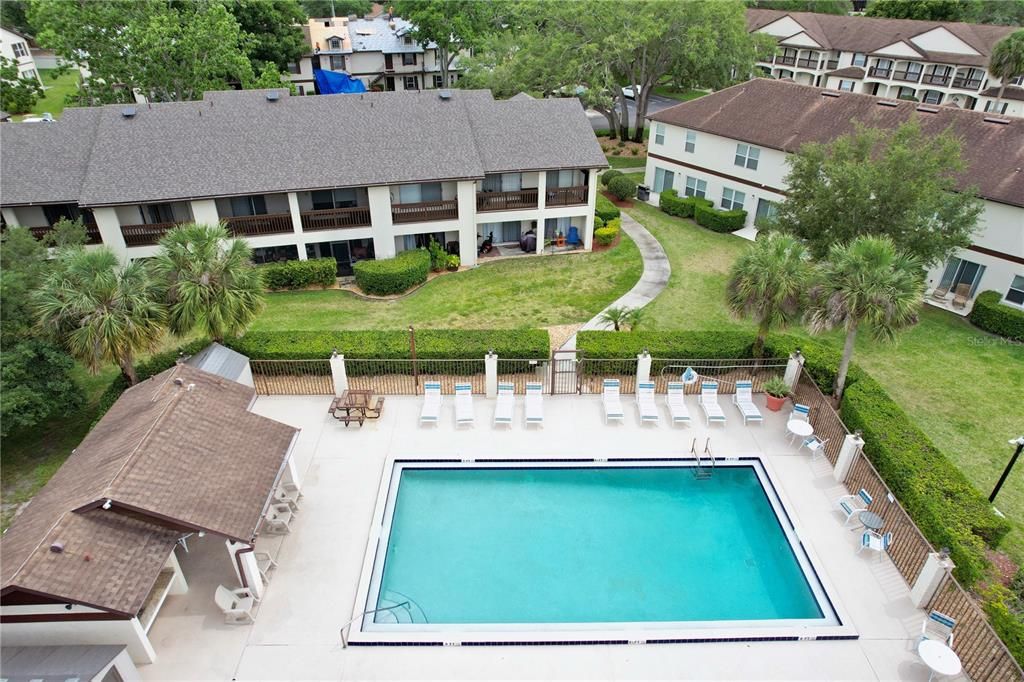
[225,0,308,71]
[0,55,42,113]
[989,30,1024,113]
[747,0,852,14]
[300,0,373,17]
[392,0,503,87]
[865,0,1024,24]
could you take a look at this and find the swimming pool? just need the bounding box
[351,458,850,645]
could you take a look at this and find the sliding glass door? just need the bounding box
[937,257,986,297]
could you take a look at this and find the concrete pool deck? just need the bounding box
[140,394,967,681]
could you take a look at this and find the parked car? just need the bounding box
[20,112,54,123]
[622,85,643,100]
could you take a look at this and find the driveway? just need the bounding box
[586,93,681,131]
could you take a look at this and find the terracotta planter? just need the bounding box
[765,394,787,412]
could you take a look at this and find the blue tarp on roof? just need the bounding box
[313,69,367,95]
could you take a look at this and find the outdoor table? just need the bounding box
[786,418,814,444]
[858,510,884,532]
[918,639,962,681]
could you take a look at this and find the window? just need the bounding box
[402,53,417,66]
[1012,75,1024,86]
[684,176,707,198]
[145,203,175,224]
[230,195,267,216]
[734,143,760,170]
[397,182,441,204]
[547,169,580,188]
[922,90,942,105]
[906,62,923,77]
[433,74,443,88]
[851,52,866,67]
[838,79,854,92]
[653,167,674,193]
[654,123,665,145]
[721,188,745,211]
[329,55,345,71]
[22,68,37,81]
[754,198,778,226]
[42,204,81,225]
[311,188,358,210]
[684,130,696,153]
[1006,275,1024,307]
[404,36,414,45]
[985,100,1008,114]
[403,75,418,90]
[12,42,28,58]
[328,37,341,50]
[286,61,301,74]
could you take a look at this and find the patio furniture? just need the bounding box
[952,283,970,309]
[636,382,660,424]
[494,382,514,427]
[602,379,624,423]
[787,418,814,444]
[275,485,301,511]
[858,529,893,560]
[215,585,257,624]
[364,397,385,419]
[455,383,474,427]
[920,610,957,647]
[732,379,763,425]
[918,639,962,681]
[566,225,581,246]
[280,479,302,502]
[790,403,810,421]
[856,509,884,532]
[254,551,278,583]
[420,381,442,425]
[836,488,873,525]
[699,382,726,426]
[262,503,293,535]
[801,435,829,459]
[665,382,691,426]
[525,382,544,427]
[930,285,950,301]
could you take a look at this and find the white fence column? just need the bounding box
[636,351,652,384]
[783,349,805,391]
[485,352,498,398]
[833,433,864,483]
[910,552,955,608]
[330,352,348,396]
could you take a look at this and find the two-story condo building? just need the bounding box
[1,26,43,86]
[288,14,464,96]
[644,79,1024,314]
[0,88,604,271]
[748,9,1024,117]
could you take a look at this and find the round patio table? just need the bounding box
[858,510,884,531]
[786,419,813,442]
[918,639,961,681]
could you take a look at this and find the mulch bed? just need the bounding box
[592,232,622,252]
[601,189,634,208]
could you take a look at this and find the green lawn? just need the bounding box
[652,86,708,102]
[606,155,647,169]
[16,68,79,120]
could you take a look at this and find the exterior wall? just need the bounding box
[0,27,42,84]
[0,615,156,665]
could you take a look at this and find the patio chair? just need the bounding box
[801,435,830,460]
[836,488,873,525]
[636,382,660,425]
[215,585,257,624]
[419,381,442,425]
[566,225,581,246]
[790,403,810,421]
[455,383,475,427]
[920,610,957,647]
[275,485,300,512]
[699,382,726,426]
[525,382,544,427]
[262,503,293,535]
[254,551,278,584]
[665,382,691,426]
[929,284,950,301]
[279,479,303,501]
[952,283,971,309]
[494,382,514,427]
[732,379,763,426]
[857,530,893,561]
[602,379,624,424]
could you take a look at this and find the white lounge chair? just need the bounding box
[636,382,660,425]
[732,379,763,425]
[524,382,544,427]
[920,610,956,647]
[699,381,726,426]
[665,382,691,426]
[836,488,873,525]
[858,530,893,561]
[254,551,278,583]
[494,382,514,427]
[262,503,293,535]
[420,381,442,425]
[602,379,624,423]
[215,585,257,624]
[455,383,474,427]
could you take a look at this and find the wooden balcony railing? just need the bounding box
[223,213,293,237]
[776,55,796,66]
[391,199,458,224]
[922,73,950,86]
[951,76,983,90]
[121,221,180,247]
[546,186,588,207]
[476,189,538,212]
[867,67,891,79]
[893,70,922,83]
[26,224,103,245]
[796,58,818,68]
[300,206,371,231]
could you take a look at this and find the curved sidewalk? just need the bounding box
[561,210,670,350]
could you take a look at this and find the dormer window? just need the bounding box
[329,37,341,50]
[404,36,413,45]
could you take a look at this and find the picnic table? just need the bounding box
[329,390,385,427]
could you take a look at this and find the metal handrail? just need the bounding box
[339,600,410,648]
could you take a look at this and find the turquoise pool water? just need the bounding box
[373,465,825,625]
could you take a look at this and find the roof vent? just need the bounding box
[174,377,185,387]
[438,89,452,101]
[984,116,1010,125]
[121,106,137,118]
[916,104,939,113]
[821,90,841,98]
[50,541,65,554]
[876,99,899,107]
[266,90,280,102]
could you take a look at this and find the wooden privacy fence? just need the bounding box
[250,360,332,395]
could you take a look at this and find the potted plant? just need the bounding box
[445,254,460,272]
[763,377,790,412]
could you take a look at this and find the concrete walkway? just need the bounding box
[561,210,669,350]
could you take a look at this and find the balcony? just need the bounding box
[776,55,796,66]
[952,76,983,90]
[892,70,922,83]
[867,66,891,79]
[121,221,181,247]
[391,199,458,224]
[26,223,103,245]
[826,59,838,70]
[546,186,588,207]
[223,212,293,237]
[300,206,371,232]
[796,58,818,69]
[476,189,539,213]
[922,73,950,86]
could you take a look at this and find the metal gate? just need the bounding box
[549,349,580,394]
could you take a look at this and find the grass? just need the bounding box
[606,155,647,169]
[14,69,79,120]
[652,86,708,102]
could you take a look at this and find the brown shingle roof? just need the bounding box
[0,364,297,615]
[648,79,1024,208]
[826,66,866,78]
[980,85,1024,102]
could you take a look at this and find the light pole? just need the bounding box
[989,436,1024,503]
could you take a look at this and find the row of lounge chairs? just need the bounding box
[420,382,544,428]
[602,379,763,426]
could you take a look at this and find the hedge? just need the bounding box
[594,226,618,246]
[658,188,713,219]
[259,258,336,290]
[607,175,638,201]
[600,169,623,187]
[577,330,755,360]
[596,193,620,223]
[694,204,748,233]
[970,290,1024,342]
[594,216,605,229]
[353,249,430,295]
[984,584,1024,667]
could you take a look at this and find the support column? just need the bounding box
[1,207,18,225]
[367,186,396,260]
[166,549,189,595]
[330,352,348,396]
[91,207,128,261]
[485,352,498,398]
[287,192,308,260]
[190,199,219,226]
[833,433,864,483]
[783,349,805,392]
[535,172,547,255]
[584,168,598,251]
[456,180,477,267]
[226,540,265,600]
[910,552,955,608]
[636,351,652,384]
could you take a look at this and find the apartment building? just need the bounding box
[0,89,604,272]
[644,79,1024,314]
[0,26,42,85]
[748,9,1024,117]
[288,14,464,96]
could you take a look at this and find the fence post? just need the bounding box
[636,350,652,385]
[784,349,805,392]
[833,432,864,483]
[910,552,955,608]
[485,352,498,398]
[330,351,348,396]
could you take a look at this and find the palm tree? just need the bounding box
[726,233,811,357]
[806,236,924,401]
[33,247,166,384]
[988,30,1024,115]
[151,224,265,342]
[625,306,645,332]
[599,305,630,331]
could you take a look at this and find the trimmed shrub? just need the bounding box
[600,169,623,187]
[659,188,713,219]
[970,290,1024,342]
[595,194,620,223]
[577,330,755,359]
[694,204,748,233]
[353,249,430,296]
[259,258,337,290]
[983,584,1024,667]
[594,227,618,246]
[594,216,605,229]
[607,175,638,201]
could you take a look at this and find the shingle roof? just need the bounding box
[747,9,1016,67]
[648,78,1024,208]
[826,66,866,78]
[0,89,606,207]
[0,364,297,615]
[348,16,428,53]
[980,85,1024,102]
[186,342,251,384]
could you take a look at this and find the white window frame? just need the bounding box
[433,74,443,88]
[684,176,706,198]
[721,187,745,211]
[838,80,854,92]
[12,42,28,58]
[654,123,665,145]
[852,52,866,67]
[734,143,760,170]
[653,167,674,193]
[403,75,418,90]
[922,90,942,105]
[328,37,341,50]
[684,130,696,153]
[329,55,345,71]
[1005,275,1024,308]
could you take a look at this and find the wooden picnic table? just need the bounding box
[329,390,385,425]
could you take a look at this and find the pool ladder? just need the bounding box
[691,437,714,480]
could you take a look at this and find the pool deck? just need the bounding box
[140,394,968,681]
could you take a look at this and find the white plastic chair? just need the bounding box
[665,382,691,426]
[732,379,763,425]
[455,383,474,427]
[801,435,829,460]
[699,381,726,426]
[836,488,873,525]
[602,379,624,423]
[858,530,893,561]
[419,381,442,425]
[215,585,256,624]
[262,503,293,535]
[524,382,544,427]
[920,610,956,647]
[790,403,811,421]
[494,382,514,427]
[254,551,278,583]
[636,382,659,425]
